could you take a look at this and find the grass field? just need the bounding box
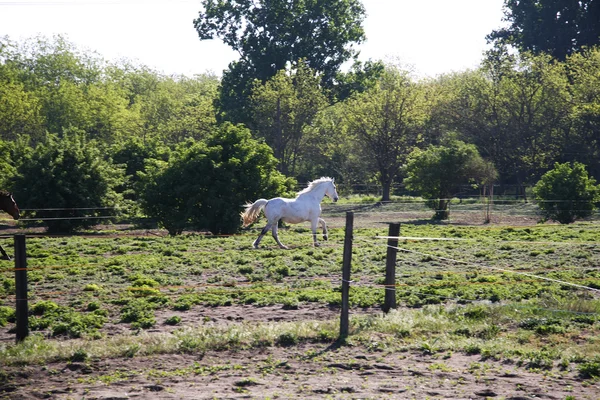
[1,200,599,398]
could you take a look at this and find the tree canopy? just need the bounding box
[488,0,600,61]
[194,0,368,124]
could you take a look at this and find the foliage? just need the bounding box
[342,65,429,201]
[249,60,328,176]
[436,51,570,186]
[110,137,170,218]
[565,48,600,180]
[487,0,600,61]
[404,139,495,219]
[533,162,600,223]
[139,123,291,235]
[11,131,124,233]
[194,0,366,124]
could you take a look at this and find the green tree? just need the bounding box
[12,131,124,233]
[565,47,600,180]
[1,35,141,144]
[140,123,290,235]
[194,0,367,124]
[250,60,328,176]
[488,0,600,61]
[404,139,494,220]
[533,162,600,223]
[434,51,570,188]
[343,66,428,201]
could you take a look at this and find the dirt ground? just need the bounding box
[2,303,599,400]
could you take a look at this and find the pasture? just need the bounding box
[1,200,600,399]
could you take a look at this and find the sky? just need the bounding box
[0,0,507,78]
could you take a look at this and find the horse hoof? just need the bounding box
[323,235,328,241]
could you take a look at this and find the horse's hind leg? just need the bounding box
[253,224,271,249]
[0,245,10,260]
[271,223,289,249]
[319,218,328,241]
[311,219,320,247]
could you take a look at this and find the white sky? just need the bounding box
[0,0,507,78]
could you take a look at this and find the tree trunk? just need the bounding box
[434,198,450,220]
[381,181,391,202]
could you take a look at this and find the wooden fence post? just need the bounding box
[383,223,400,313]
[339,211,353,341]
[14,234,28,343]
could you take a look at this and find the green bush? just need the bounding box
[139,123,292,235]
[533,162,600,224]
[12,131,124,233]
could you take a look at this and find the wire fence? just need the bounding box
[1,207,599,343]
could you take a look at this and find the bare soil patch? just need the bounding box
[2,304,599,399]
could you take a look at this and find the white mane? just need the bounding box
[296,177,334,197]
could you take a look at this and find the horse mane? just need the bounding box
[296,177,334,197]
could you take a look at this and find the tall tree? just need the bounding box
[565,47,600,180]
[434,51,571,187]
[249,61,327,176]
[194,0,367,124]
[488,0,600,61]
[342,66,428,201]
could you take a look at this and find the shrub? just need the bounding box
[139,123,292,235]
[533,162,600,224]
[12,131,124,233]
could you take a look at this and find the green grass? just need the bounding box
[0,216,599,377]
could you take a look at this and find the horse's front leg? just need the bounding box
[319,218,328,241]
[253,224,272,249]
[271,223,289,249]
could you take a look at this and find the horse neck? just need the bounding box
[300,183,328,201]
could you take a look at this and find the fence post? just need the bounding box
[383,223,400,313]
[339,211,353,341]
[14,234,28,343]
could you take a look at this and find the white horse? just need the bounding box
[241,177,339,249]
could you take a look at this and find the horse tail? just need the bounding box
[240,199,268,227]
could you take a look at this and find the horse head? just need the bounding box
[1,192,20,220]
[326,178,339,202]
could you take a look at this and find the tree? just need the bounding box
[139,123,291,235]
[487,0,600,61]
[533,162,600,223]
[342,66,428,201]
[11,131,124,233]
[434,51,570,188]
[404,139,495,220]
[194,0,367,124]
[565,47,600,180]
[249,60,328,176]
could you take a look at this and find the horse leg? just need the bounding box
[0,245,10,260]
[253,224,271,249]
[311,219,320,247]
[272,223,289,249]
[319,218,328,241]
